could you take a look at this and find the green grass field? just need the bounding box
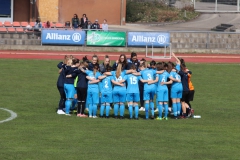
[0,59,239,160]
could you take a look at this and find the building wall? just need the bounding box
[13,0,30,22]
[58,0,126,25]
[12,0,126,24]
[38,0,58,22]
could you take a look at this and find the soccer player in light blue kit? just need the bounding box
[80,64,100,118]
[168,61,183,119]
[149,62,172,120]
[104,60,136,119]
[98,66,113,118]
[122,64,140,119]
[135,63,158,119]
[110,63,127,119]
[149,60,158,114]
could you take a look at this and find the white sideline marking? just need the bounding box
[0,108,17,124]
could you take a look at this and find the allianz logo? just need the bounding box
[46,33,82,42]
[131,35,167,44]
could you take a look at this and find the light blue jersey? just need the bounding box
[124,74,140,93]
[157,71,170,91]
[170,71,183,99]
[111,70,127,91]
[156,71,170,102]
[86,70,100,91]
[140,69,156,90]
[101,76,113,93]
[169,71,182,89]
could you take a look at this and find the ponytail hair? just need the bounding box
[116,63,122,78]
[72,58,80,65]
[93,63,99,76]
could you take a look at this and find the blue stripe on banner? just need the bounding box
[127,32,170,47]
[41,29,86,45]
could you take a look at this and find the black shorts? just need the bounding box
[188,90,195,101]
[181,91,190,102]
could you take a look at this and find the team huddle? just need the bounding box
[56,52,195,120]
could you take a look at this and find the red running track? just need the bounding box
[0,50,240,63]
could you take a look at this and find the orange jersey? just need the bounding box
[188,73,194,90]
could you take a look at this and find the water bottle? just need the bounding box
[193,115,201,118]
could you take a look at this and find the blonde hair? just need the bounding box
[66,58,72,66]
[63,55,69,64]
[116,63,122,78]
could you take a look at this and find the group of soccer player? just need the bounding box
[56,52,195,120]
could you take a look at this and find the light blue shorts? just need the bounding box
[101,92,113,103]
[143,88,155,101]
[87,90,99,104]
[171,88,182,99]
[126,93,140,102]
[64,84,76,99]
[157,88,169,102]
[112,90,126,103]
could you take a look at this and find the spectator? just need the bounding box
[80,14,88,29]
[91,19,100,30]
[87,20,92,30]
[34,19,42,31]
[65,21,71,28]
[72,14,80,29]
[44,21,51,28]
[102,19,108,31]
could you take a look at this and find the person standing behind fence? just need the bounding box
[72,14,80,29]
[34,19,42,31]
[44,21,51,28]
[102,19,108,31]
[80,14,88,29]
[91,19,101,30]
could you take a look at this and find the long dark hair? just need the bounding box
[118,54,127,69]
[74,14,78,19]
[156,62,164,71]
[167,61,175,73]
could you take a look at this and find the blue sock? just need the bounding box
[71,98,77,110]
[177,102,181,116]
[150,102,154,116]
[145,103,149,119]
[106,105,110,116]
[164,104,168,118]
[65,99,72,114]
[134,105,139,119]
[173,103,177,117]
[100,104,105,116]
[120,104,125,117]
[89,104,93,116]
[114,104,119,116]
[128,105,133,119]
[93,104,97,116]
[159,104,163,118]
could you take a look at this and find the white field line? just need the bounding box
[0,52,240,59]
[0,108,17,124]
